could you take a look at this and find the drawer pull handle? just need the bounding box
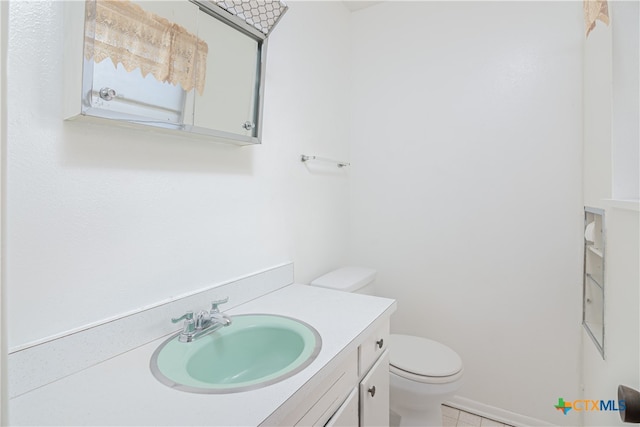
[376,339,384,349]
[368,386,376,397]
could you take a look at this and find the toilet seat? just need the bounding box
[389,334,463,384]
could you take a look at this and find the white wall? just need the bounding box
[348,2,584,424]
[584,0,639,204]
[0,0,6,423]
[611,1,639,200]
[5,0,351,349]
[582,2,640,425]
[583,12,612,207]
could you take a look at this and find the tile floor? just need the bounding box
[442,405,515,427]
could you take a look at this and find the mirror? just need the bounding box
[193,12,259,137]
[66,0,286,145]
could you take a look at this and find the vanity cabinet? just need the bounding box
[312,324,391,427]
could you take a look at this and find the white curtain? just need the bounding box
[84,0,208,94]
[584,0,610,37]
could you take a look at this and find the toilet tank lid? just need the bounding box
[310,267,377,292]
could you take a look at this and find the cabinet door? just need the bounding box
[359,350,390,427]
[325,388,358,427]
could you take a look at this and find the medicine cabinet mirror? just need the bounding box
[583,206,605,358]
[64,0,288,145]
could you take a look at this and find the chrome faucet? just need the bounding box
[172,297,232,343]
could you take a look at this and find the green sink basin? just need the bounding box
[150,314,322,393]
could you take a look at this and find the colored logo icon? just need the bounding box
[555,398,572,415]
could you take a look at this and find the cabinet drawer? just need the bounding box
[324,387,358,427]
[358,323,389,376]
[296,353,358,426]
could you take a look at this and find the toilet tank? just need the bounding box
[310,267,377,295]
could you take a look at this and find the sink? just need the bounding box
[150,314,322,393]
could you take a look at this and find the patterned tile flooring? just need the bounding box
[442,405,515,427]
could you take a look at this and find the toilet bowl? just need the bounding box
[389,334,464,426]
[311,267,464,427]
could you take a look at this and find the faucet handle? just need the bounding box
[172,311,196,342]
[211,297,229,313]
[171,310,194,324]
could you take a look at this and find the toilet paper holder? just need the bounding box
[583,206,605,359]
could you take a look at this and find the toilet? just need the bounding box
[311,267,464,427]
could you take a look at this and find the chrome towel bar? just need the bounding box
[300,154,350,168]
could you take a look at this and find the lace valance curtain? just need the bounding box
[584,0,610,37]
[84,0,208,95]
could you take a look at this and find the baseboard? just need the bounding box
[446,395,556,427]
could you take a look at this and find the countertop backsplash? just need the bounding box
[8,262,294,398]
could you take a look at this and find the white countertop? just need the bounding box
[10,284,396,426]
